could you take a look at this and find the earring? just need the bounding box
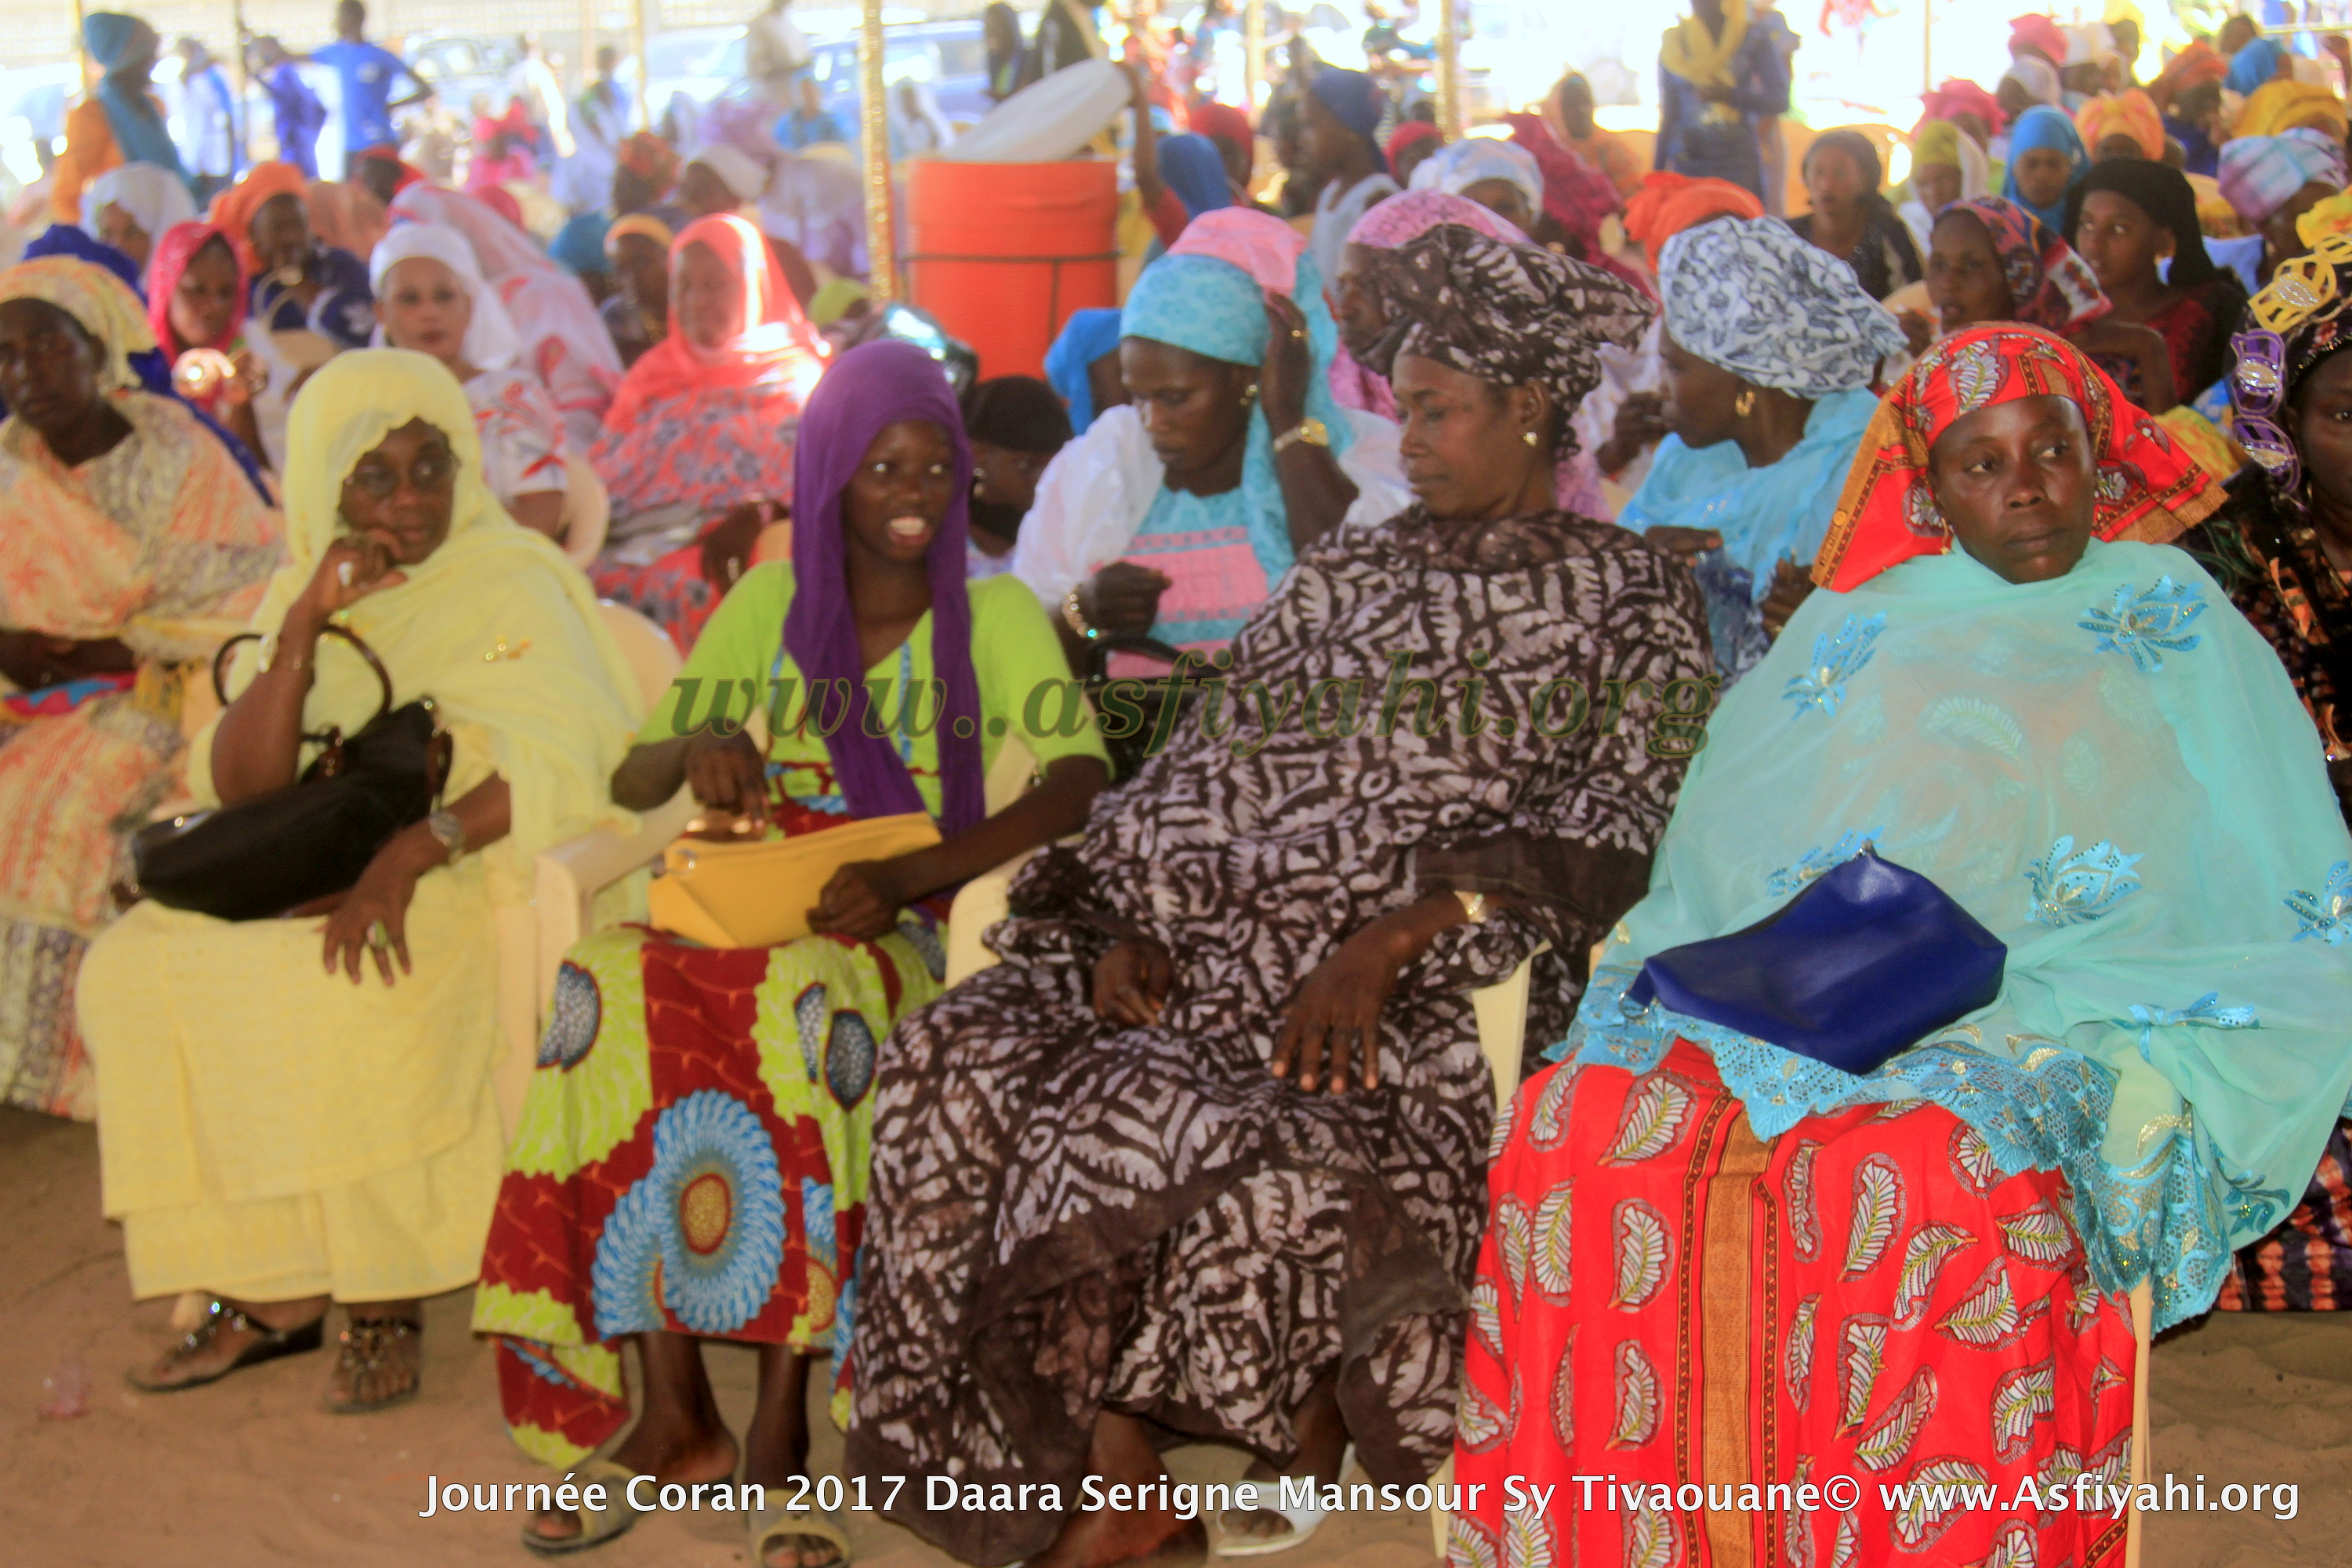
[1522,429,1541,446]
[1733,388,1757,418]
[1241,384,1259,407]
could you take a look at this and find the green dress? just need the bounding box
[474,564,1106,1469]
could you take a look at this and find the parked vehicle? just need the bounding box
[408,34,526,116]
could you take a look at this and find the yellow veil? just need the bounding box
[1661,0,1751,124]
[205,349,642,884]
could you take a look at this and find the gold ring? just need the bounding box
[1291,328,1305,339]
[368,920,390,950]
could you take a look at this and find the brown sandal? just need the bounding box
[126,1298,325,1393]
[325,1314,423,1414]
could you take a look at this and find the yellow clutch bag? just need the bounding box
[645,812,941,949]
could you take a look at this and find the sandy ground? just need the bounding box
[5,1103,2348,1567]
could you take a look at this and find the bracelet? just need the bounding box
[423,809,466,865]
[256,632,310,674]
[1061,587,1102,641]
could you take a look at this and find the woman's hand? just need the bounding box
[320,831,436,985]
[682,728,768,826]
[1760,559,1817,637]
[1093,938,1173,1026]
[699,499,779,591]
[224,349,270,406]
[290,535,407,633]
[1079,562,1172,640]
[808,858,907,942]
[1272,916,1420,1094]
[1595,391,1668,476]
[1643,524,1723,560]
[1260,294,1314,434]
[1896,308,1934,358]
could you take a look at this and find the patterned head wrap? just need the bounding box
[0,256,158,392]
[1407,136,1542,215]
[2074,89,2165,159]
[2297,191,2352,249]
[2227,230,2352,493]
[1816,325,2217,590]
[2231,78,2350,141]
[2148,39,2227,110]
[1621,171,1763,270]
[1937,196,2109,332]
[1367,225,1653,457]
[1657,216,1907,398]
[2218,129,2347,225]
[617,132,680,196]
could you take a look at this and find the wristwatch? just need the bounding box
[1271,417,1330,456]
[424,809,466,865]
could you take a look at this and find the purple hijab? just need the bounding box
[782,339,985,836]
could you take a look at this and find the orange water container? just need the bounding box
[905,159,1120,381]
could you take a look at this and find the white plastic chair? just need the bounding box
[557,452,610,570]
[511,601,695,1128]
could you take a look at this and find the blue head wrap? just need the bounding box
[82,14,188,183]
[1043,307,1125,434]
[1308,68,1384,140]
[1120,250,1353,591]
[1157,133,1234,220]
[2226,37,2286,96]
[16,225,270,500]
[2000,104,2088,234]
[550,212,612,277]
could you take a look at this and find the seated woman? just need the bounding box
[2074,86,2166,162]
[1787,129,1923,301]
[2001,103,2088,234]
[1408,136,1548,234]
[2066,158,2248,402]
[370,223,569,542]
[1450,324,2352,1568]
[598,214,673,371]
[1011,208,1410,670]
[586,212,826,652]
[963,375,1073,575]
[1333,190,1620,518]
[2188,257,2352,1311]
[1893,118,1989,260]
[475,340,1109,1565]
[849,226,1711,1568]
[146,220,270,467]
[2216,129,2347,278]
[387,184,626,445]
[1924,195,2178,410]
[81,161,196,281]
[0,257,279,1119]
[212,162,377,353]
[1617,214,1907,681]
[80,349,641,1408]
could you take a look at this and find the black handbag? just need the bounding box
[1625,846,2007,1077]
[131,625,452,920]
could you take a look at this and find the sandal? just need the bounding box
[520,1457,641,1557]
[751,1497,852,1568]
[127,1298,325,1393]
[1214,1444,1356,1559]
[324,1314,423,1414]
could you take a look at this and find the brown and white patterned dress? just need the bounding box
[845,507,1712,1564]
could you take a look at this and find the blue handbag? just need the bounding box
[1624,846,2007,1076]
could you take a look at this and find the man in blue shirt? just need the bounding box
[250,35,328,178]
[306,0,430,175]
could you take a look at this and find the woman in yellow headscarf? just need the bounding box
[2233,77,2351,142]
[1656,0,1791,202]
[78,349,641,1414]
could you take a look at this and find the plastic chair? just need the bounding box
[558,452,610,570]
[511,601,695,1129]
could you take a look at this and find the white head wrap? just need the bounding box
[687,143,770,204]
[368,221,523,371]
[1409,136,1544,217]
[79,162,198,273]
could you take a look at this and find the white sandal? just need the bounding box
[1214,1445,1355,1558]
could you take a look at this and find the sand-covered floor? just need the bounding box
[5,1105,2345,1567]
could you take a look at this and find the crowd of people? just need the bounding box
[9,5,2352,1568]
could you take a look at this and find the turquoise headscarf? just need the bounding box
[1551,538,2352,1332]
[2001,104,2086,234]
[1119,250,1353,604]
[83,14,188,187]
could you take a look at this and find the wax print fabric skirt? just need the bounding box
[472,911,946,1470]
[1448,1040,2139,1568]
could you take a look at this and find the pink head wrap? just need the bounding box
[1346,187,1526,250]
[1167,206,1311,298]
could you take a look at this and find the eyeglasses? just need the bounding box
[2230,328,2299,493]
[343,449,457,499]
